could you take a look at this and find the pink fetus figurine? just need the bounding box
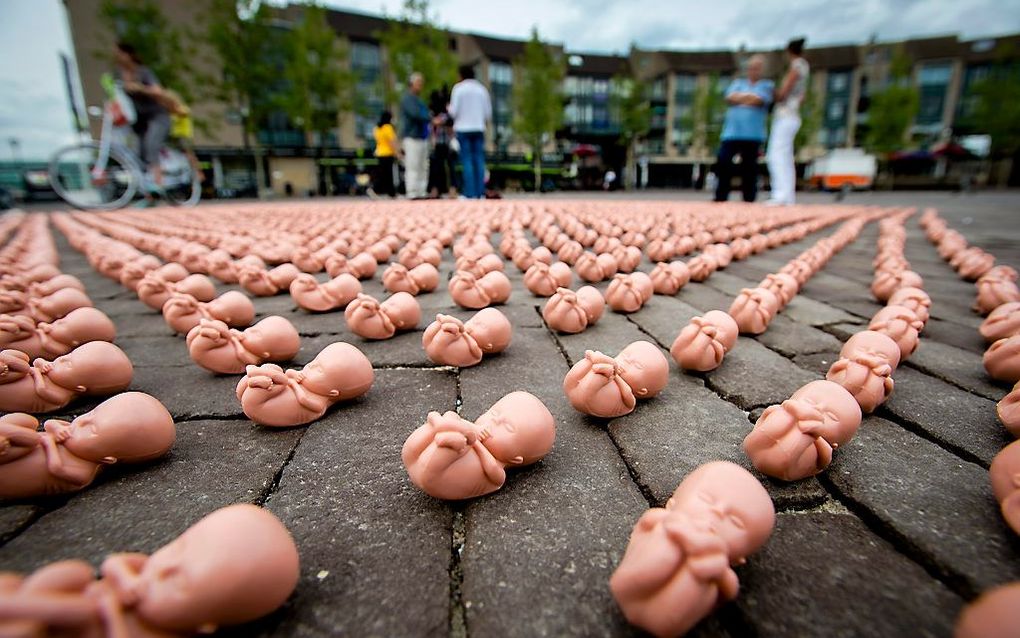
[825,330,901,413]
[0,342,133,413]
[670,310,739,372]
[238,263,301,297]
[186,316,300,375]
[686,254,718,283]
[0,307,116,359]
[0,392,175,499]
[137,271,216,310]
[743,380,862,481]
[574,251,618,283]
[759,273,799,308]
[869,305,924,360]
[887,286,932,324]
[235,341,373,426]
[344,292,421,340]
[981,302,1020,343]
[610,461,775,638]
[381,262,440,295]
[871,269,924,303]
[523,261,573,297]
[955,582,1020,638]
[542,286,605,334]
[650,261,691,295]
[16,288,94,323]
[401,391,556,500]
[727,287,780,335]
[422,309,512,367]
[161,291,255,335]
[606,272,654,313]
[990,439,1020,535]
[998,379,1020,437]
[289,272,362,312]
[974,267,1020,315]
[563,341,669,418]
[0,504,299,636]
[448,270,512,309]
[984,334,1020,383]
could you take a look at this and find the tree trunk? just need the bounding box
[624,140,635,191]
[534,142,542,192]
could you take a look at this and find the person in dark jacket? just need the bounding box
[400,72,431,199]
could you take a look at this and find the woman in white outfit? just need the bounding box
[767,38,809,205]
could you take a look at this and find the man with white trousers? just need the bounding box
[400,72,431,199]
[767,38,809,205]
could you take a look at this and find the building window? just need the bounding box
[489,61,513,85]
[916,62,952,126]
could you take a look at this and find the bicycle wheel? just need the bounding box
[161,149,201,207]
[48,142,139,210]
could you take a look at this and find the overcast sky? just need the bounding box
[2,0,1020,161]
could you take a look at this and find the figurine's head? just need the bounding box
[299,342,373,398]
[887,287,931,323]
[990,439,1020,535]
[615,341,669,399]
[782,380,862,447]
[0,313,35,343]
[840,330,901,372]
[162,293,201,318]
[288,273,319,294]
[57,392,174,464]
[0,290,27,313]
[237,316,297,358]
[133,504,300,632]
[44,341,133,393]
[665,461,775,559]
[476,391,555,466]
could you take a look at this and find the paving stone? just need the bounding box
[130,364,247,420]
[782,295,860,327]
[791,351,842,377]
[0,504,41,545]
[107,311,174,338]
[459,328,650,637]
[738,511,962,638]
[0,418,301,571]
[609,371,828,511]
[701,271,758,296]
[906,339,1011,401]
[116,334,193,367]
[555,310,658,367]
[624,295,704,350]
[676,282,736,313]
[921,317,987,354]
[824,416,1020,595]
[254,368,456,637]
[250,292,300,316]
[754,314,843,357]
[879,366,1009,467]
[705,338,819,409]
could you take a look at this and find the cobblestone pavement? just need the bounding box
[2,191,1019,637]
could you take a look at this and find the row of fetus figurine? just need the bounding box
[919,209,1020,436]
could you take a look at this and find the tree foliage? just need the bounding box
[278,3,354,146]
[863,50,919,154]
[795,79,822,150]
[967,64,1020,157]
[686,74,727,154]
[511,28,565,191]
[610,71,651,189]
[376,0,457,105]
[98,0,196,103]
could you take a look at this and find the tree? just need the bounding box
[376,0,457,105]
[686,74,727,156]
[98,0,196,104]
[511,28,565,191]
[278,3,354,148]
[863,50,919,154]
[968,66,1020,158]
[611,73,651,190]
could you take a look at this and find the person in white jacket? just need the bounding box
[448,65,492,199]
[767,38,809,206]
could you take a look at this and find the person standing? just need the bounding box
[714,55,773,202]
[371,111,399,198]
[767,38,810,205]
[448,65,492,199]
[400,72,431,199]
[427,87,455,198]
[113,41,170,200]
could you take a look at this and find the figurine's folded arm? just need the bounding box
[39,434,94,485]
[0,422,41,449]
[718,566,740,601]
[0,592,99,625]
[472,441,506,486]
[99,553,147,608]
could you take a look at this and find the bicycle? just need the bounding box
[48,78,201,210]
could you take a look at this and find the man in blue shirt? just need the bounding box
[714,55,773,202]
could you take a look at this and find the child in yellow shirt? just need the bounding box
[371,111,399,198]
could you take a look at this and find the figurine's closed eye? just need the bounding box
[824,410,839,422]
[698,491,715,505]
[728,514,746,530]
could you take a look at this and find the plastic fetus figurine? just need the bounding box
[759,273,799,308]
[235,341,373,427]
[401,391,556,500]
[325,252,377,280]
[0,307,116,360]
[871,269,924,303]
[381,262,440,295]
[574,250,618,283]
[344,292,421,340]
[206,248,241,283]
[162,291,255,335]
[448,270,512,309]
[523,261,573,297]
[0,342,133,413]
[0,392,175,499]
[990,439,1020,535]
[974,267,1020,315]
[20,288,94,323]
[0,504,299,636]
[686,253,718,283]
[998,380,1020,437]
[542,286,605,334]
[981,302,1020,343]
[186,316,300,375]
[954,582,1020,638]
[984,335,1020,383]
[887,286,932,324]
[868,305,924,360]
[727,287,780,335]
[825,330,901,413]
[289,272,362,312]
[743,380,862,481]
[670,310,739,372]
[26,273,85,298]
[422,309,512,367]
[609,461,775,638]
[454,252,504,278]
[650,261,691,295]
[563,341,669,418]
[606,273,650,313]
[237,263,301,297]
